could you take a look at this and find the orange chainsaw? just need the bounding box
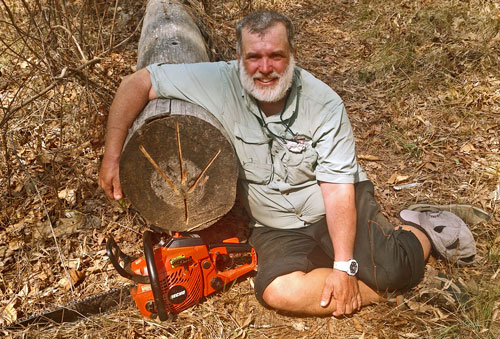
[3,231,257,329]
[107,230,257,321]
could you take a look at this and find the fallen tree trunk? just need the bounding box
[119,0,238,232]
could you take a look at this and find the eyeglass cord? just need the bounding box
[256,90,300,144]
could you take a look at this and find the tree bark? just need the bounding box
[119,0,238,232]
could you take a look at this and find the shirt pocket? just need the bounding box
[284,144,318,185]
[233,123,272,184]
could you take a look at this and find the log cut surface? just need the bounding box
[120,113,237,232]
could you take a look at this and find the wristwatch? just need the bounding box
[333,259,358,276]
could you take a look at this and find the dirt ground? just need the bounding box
[0,0,499,338]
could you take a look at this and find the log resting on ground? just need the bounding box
[119,0,238,232]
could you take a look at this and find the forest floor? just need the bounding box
[0,0,499,338]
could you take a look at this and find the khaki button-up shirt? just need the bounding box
[147,61,367,229]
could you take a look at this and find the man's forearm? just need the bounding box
[319,182,361,315]
[320,183,357,261]
[103,68,156,160]
[99,68,156,199]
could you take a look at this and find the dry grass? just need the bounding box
[1,0,499,338]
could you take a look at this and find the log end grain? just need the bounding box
[120,115,238,232]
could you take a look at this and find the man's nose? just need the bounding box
[258,58,272,74]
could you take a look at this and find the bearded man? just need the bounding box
[100,11,437,316]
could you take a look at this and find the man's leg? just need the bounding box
[252,180,431,315]
[261,226,430,315]
[401,225,431,258]
[262,270,382,315]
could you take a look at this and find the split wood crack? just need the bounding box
[138,121,221,224]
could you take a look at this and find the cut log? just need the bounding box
[120,0,238,232]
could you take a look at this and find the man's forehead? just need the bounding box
[240,25,289,54]
[241,22,287,39]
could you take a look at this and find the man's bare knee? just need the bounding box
[262,272,304,310]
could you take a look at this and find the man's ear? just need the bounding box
[236,54,241,62]
[292,48,297,58]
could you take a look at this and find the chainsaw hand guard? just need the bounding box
[106,236,149,284]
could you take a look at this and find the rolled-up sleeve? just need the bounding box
[146,62,226,115]
[313,102,362,184]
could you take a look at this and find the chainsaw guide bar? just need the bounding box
[2,285,134,330]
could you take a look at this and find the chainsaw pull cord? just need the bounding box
[143,230,168,321]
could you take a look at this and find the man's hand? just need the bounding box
[320,269,361,316]
[99,156,123,200]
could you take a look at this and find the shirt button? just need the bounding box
[297,212,303,217]
[276,178,281,181]
[274,149,279,153]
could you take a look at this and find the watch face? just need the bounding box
[349,260,358,274]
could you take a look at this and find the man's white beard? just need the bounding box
[239,56,295,103]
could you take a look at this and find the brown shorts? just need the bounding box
[248,180,425,305]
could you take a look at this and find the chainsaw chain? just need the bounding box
[2,284,135,330]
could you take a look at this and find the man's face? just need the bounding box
[238,23,295,103]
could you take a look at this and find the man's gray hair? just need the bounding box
[236,11,295,55]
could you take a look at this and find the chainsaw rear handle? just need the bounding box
[106,236,149,284]
[143,230,169,321]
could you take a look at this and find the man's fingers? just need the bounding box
[333,294,357,316]
[345,301,353,315]
[99,177,113,200]
[320,284,333,307]
[112,175,123,200]
[333,296,346,316]
[344,296,359,315]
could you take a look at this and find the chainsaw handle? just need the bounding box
[208,243,253,253]
[143,230,168,321]
[106,236,149,284]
